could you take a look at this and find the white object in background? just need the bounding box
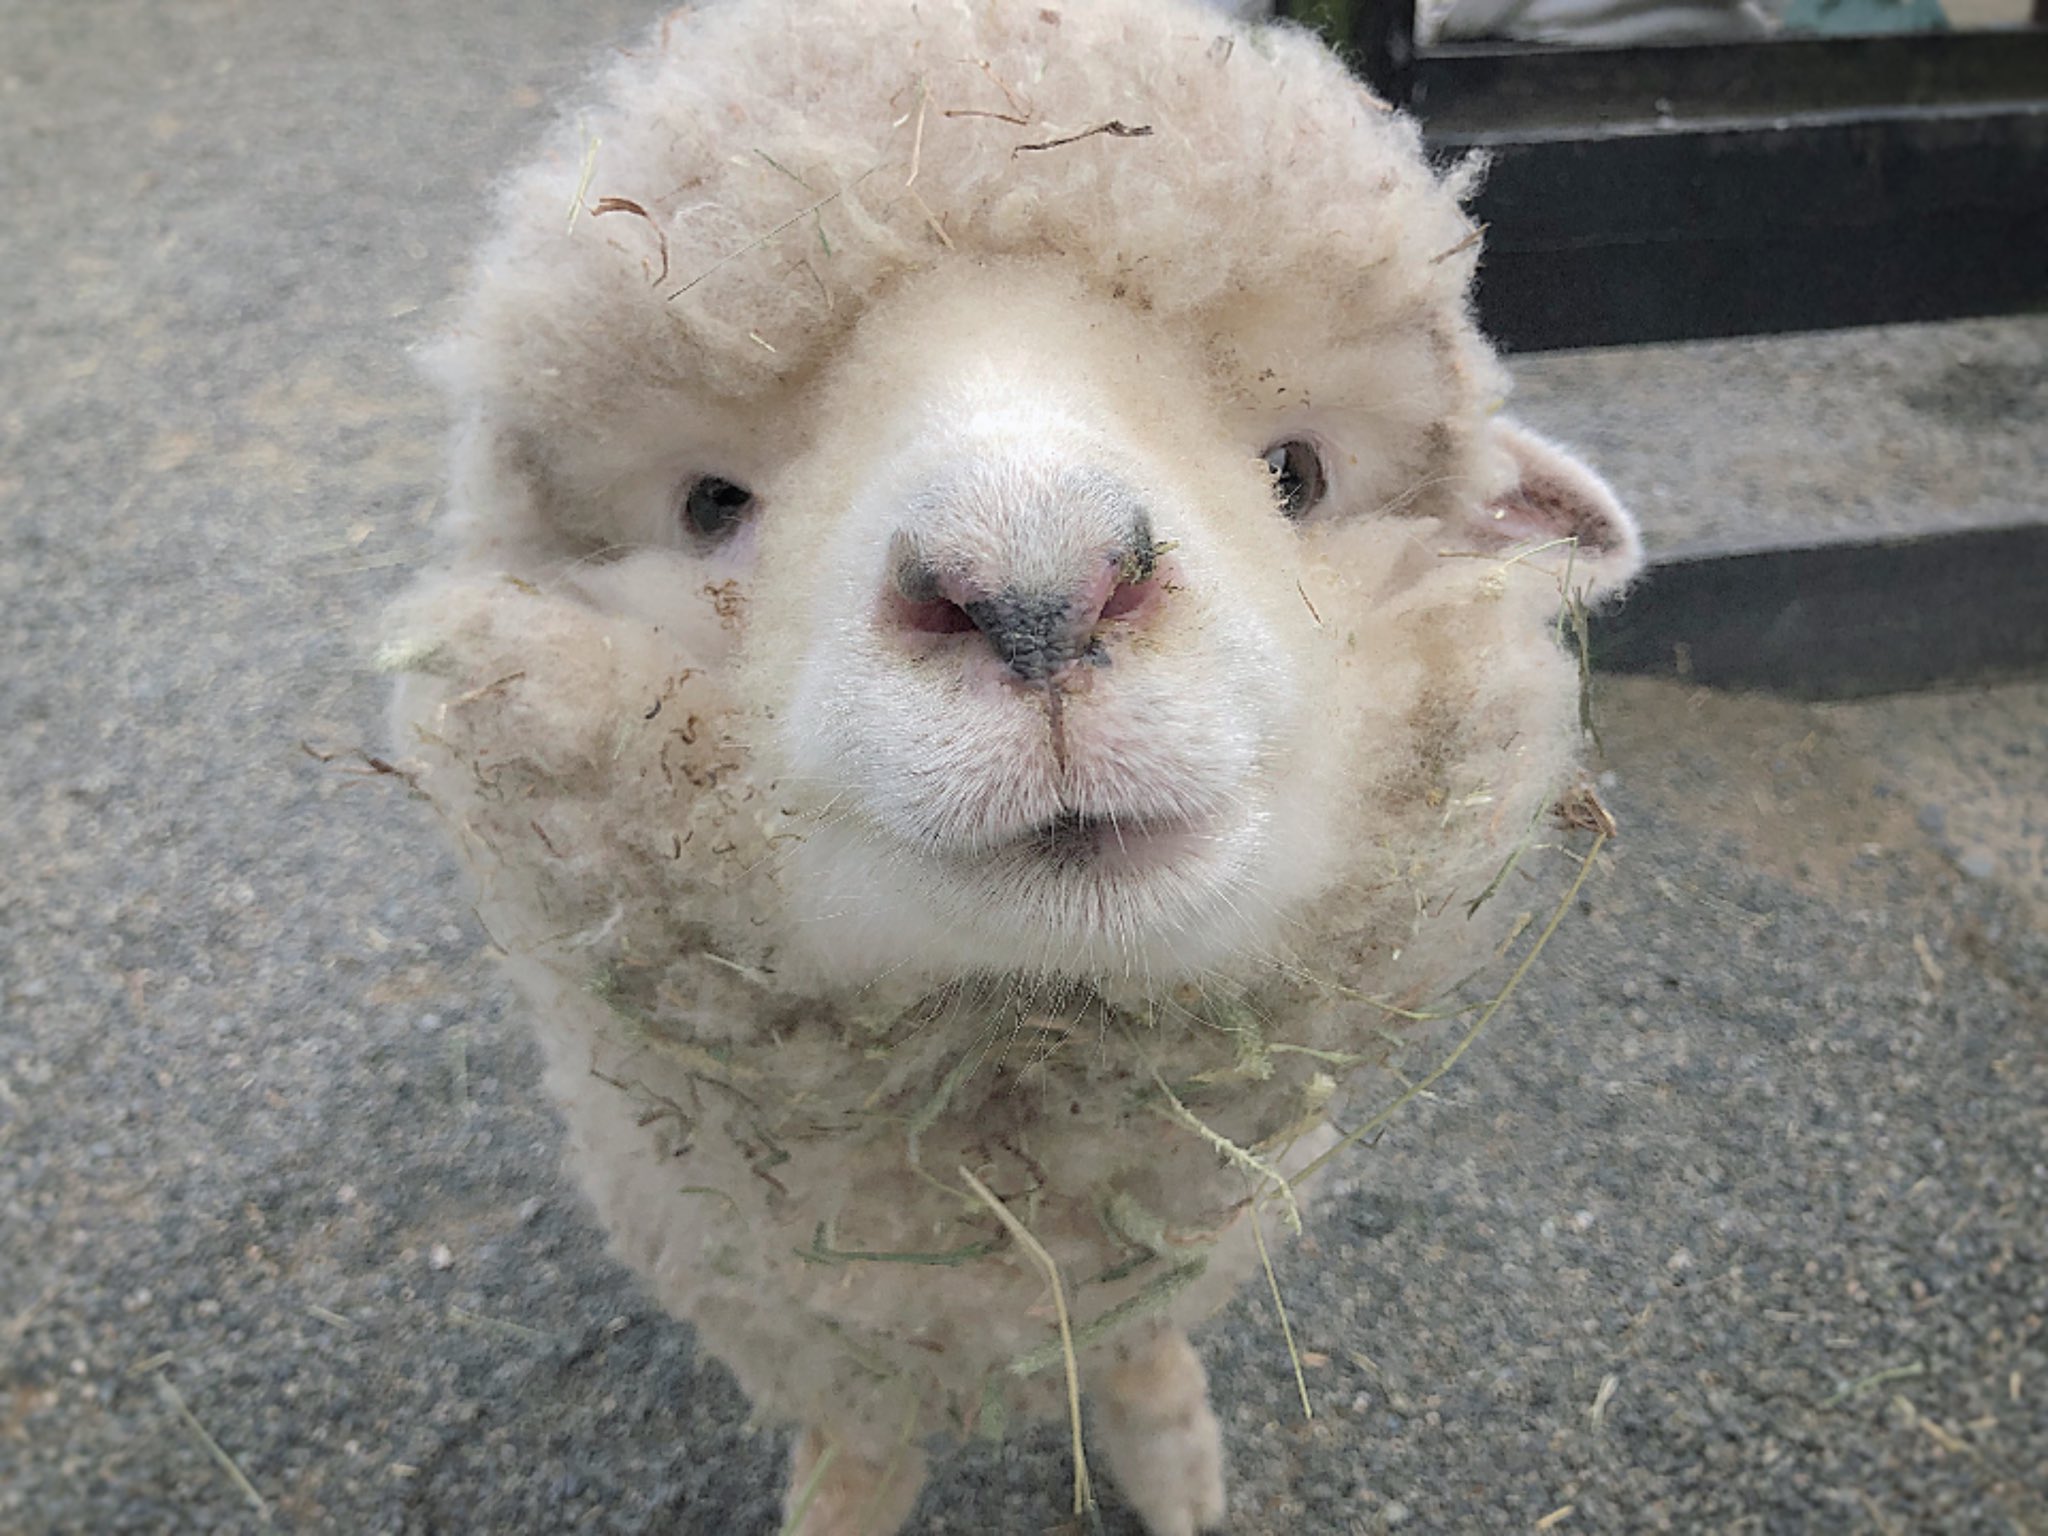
[1425,0,1781,43]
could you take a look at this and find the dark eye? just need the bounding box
[1262,439,1327,520]
[682,476,755,540]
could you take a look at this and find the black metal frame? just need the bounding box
[1279,1,2048,353]
[1587,524,2048,698]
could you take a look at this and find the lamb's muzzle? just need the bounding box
[885,499,1164,683]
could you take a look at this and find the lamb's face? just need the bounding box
[760,267,1326,984]
[411,0,1642,1009]
[456,259,1622,1001]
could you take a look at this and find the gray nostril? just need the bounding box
[884,507,1165,676]
[886,531,978,637]
[888,531,944,605]
[960,592,1076,683]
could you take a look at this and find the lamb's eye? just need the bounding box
[1262,439,1327,520]
[682,476,755,540]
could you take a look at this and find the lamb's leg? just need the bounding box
[1090,1324,1228,1536]
[781,1426,927,1536]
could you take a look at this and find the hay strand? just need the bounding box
[153,1373,271,1525]
[904,1048,979,1168]
[1250,1196,1312,1420]
[905,80,930,189]
[959,1165,1092,1516]
[1006,1257,1206,1377]
[589,195,670,286]
[1149,1068,1301,1233]
[1429,222,1488,265]
[669,165,883,299]
[566,131,600,233]
[851,1395,922,1536]
[1465,792,1550,919]
[776,1436,840,1536]
[798,1223,1003,1267]
[1294,829,1610,1190]
[1014,120,1153,155]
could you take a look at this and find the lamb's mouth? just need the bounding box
[999,809,1202,873]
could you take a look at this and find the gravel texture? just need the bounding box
[3,3,2044,1533]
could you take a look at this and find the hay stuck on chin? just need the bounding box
[339,720,1610,1437]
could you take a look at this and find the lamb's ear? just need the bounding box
[1467,419,1643,601]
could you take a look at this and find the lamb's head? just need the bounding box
[392,0,1641,1026]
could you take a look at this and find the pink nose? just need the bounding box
[886,524,1162,682]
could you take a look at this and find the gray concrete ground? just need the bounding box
[1510,317,2048,558]
[3,3,2043,1533]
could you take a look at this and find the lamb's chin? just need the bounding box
[780,807,1283,993]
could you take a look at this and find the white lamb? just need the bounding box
[382,2,1642,1531]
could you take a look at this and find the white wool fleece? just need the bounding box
[384,0,1641,1477]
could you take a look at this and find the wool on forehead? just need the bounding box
[438,0,1490,425]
